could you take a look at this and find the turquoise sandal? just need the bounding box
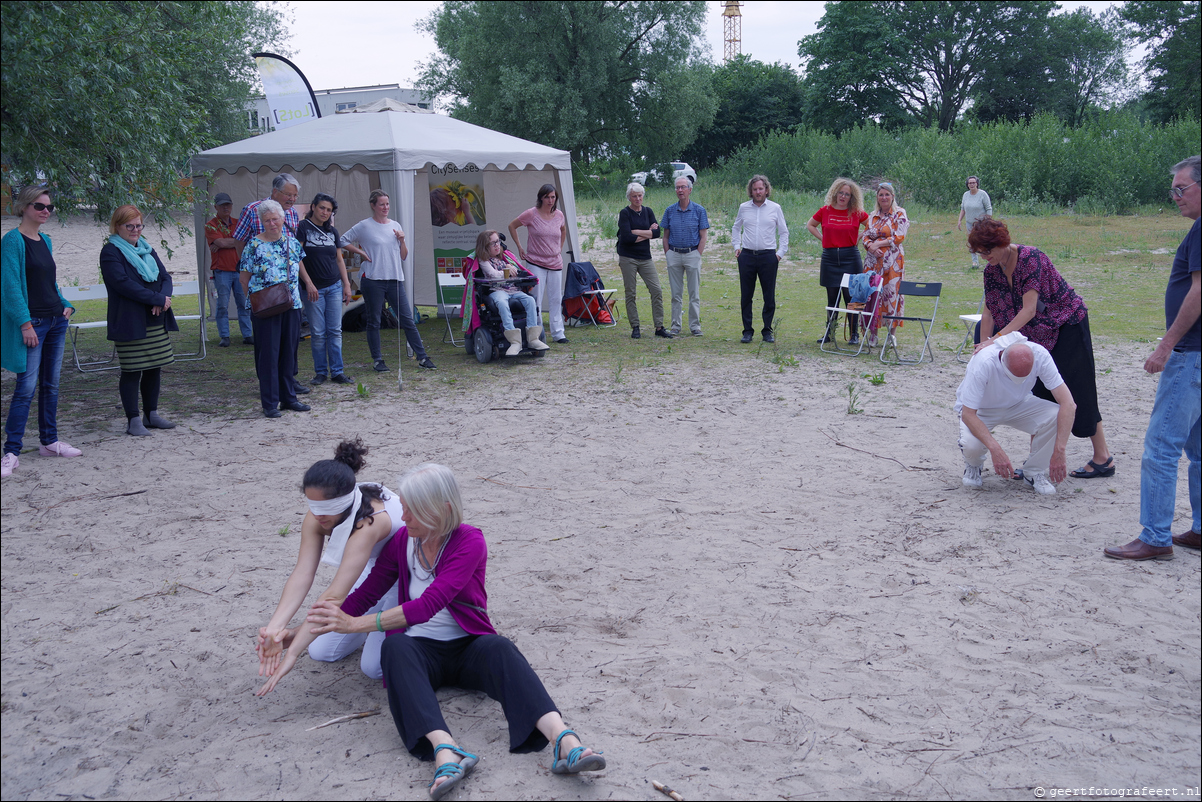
[551,729,606,774]
[429,744,478,801]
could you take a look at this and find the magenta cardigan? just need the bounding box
[342,524,496,637]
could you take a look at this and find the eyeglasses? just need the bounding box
[32,202,55,212]
[124,223,144,232]
[1170,181,1198,199]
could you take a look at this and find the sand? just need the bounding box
[1,215,1199,801]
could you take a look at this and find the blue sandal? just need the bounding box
[551,729,606,774]
[429,744,478,801]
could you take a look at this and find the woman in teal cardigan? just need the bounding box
[2,186,80,478]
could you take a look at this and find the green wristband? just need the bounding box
[376,611,384,632]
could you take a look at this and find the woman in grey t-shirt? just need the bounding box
[957,176,992,268]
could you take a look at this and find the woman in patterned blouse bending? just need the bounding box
[968,217,1114,479]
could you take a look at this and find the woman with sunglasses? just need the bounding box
[99,204,178,436]
[2,187,81,478]
[297,193,355,386]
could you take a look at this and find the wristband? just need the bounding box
[375,611,384,632]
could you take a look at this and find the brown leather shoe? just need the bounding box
[1171,529,1201,550]
[1103,538,1173,561]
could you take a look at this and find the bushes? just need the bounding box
[707,112,1200,212]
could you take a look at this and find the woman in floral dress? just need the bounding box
[861,182,909,345]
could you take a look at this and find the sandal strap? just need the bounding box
[553,729,579,763]
[431,763,464,782]
[433,743,477,762]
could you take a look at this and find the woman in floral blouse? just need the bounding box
[968,217,1114,479]
[861,182,908,346]
[239,199,309,418]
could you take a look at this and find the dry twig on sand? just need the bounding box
[305,710,381,731]
[652,779,686,801]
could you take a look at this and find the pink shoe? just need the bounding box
[39,441,82,458]
[1,452,18,477]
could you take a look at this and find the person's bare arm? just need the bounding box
[508,219,525,260]
[336,249,353,304]
[806,218,822,240]
[960,407,1013,479]
[697,228,708,256]
[1048,382,1077,484]
[1145,270,1201,374]
[975,290,1037,353]
[298,263,318,302]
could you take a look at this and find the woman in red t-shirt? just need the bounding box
[806,178,868,344]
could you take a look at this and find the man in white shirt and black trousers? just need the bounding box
[732,174,789,344]
[956,332,1076,495]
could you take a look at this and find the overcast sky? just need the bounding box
[284,1,1124,97]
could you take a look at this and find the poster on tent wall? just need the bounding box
[253,52,321,130]
[428,163,487,304]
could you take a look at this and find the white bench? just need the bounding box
[61,280,207,372]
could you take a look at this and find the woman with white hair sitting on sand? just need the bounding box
[305,462,607,800]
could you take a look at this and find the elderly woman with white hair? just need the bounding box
[616,181,671,339]
[239,199,308,418]
[306,463,607,800]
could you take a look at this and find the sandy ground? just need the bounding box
[1,215,1200,801]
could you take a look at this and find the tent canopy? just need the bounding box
[189,108,579,311]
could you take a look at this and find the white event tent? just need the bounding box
[189,101,579,317]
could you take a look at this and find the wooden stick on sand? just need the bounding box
[305,710,381,731]
[652,779,685,801]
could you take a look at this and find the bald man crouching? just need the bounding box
[955,333,1076,495]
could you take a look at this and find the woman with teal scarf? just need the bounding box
[99,205,178,437]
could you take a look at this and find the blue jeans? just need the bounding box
[213,270,252,340]
[488,290,538,330]
[303,283,345,377]
[359,277,428,362]
[1139,350,1201,547]
[4,315,68,455]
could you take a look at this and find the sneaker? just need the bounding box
[331,373,354,384]
[1025,472,1056,495]
[374,360,388,372]
[418,358,437,369]
[311,374,327,386]
[218,337,231,348]
[39,441,83,457]
[242,336,255,345]
[741,332,753,343]
[691,329,703,337]
[962,465,983,489]
[554,337,569,344]
[762,333,775,343]
[655,328,674,339]
[631,326,641,339]
[1,452,18,477]
[849,333,860,345]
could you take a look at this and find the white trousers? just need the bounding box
[528,264,565,339]
[307,579,399,679]
[959,395,1060,474]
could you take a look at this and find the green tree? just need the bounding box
[1120,0,1201,123]
[1,0,290,221]
[800,1,1056,132]
[797,2,912,134]
[683,56,804,168]
[971,7,1129,127]
[418,1,715,165]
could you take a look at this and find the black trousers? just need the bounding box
[251,308,300,411]
[738,249,778,336]
[382,634,558,761]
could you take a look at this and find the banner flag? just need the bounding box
[253,52,321,130]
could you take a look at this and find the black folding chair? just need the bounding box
[879,280,941,365]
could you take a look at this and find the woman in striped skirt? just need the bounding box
[99,205,177,436]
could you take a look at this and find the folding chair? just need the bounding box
[437,270,466,346]
[562,259,617,328]
[956,295,984,363]
[878,280,941,365]
[170,280,208,362]
[62,285,119,372]
[820,272,877,356]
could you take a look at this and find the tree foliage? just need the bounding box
[971,7,1129,127]
[682,56,804,169]
[1120,0,1201,124]
[418,1,715,166]
[1,0,290,221]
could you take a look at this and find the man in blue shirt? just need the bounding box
[1105,155,1201,560]
[660,177,709,336]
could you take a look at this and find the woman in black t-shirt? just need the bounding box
[2,186,81,478]
[297,193,356,385]
[616,182,671,340]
